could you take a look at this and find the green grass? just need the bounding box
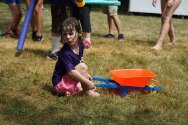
[1,3,188,125]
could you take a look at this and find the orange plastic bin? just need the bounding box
[109,69,156,87]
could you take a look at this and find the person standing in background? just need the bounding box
[152,0,182,50]
[102,1,125,41]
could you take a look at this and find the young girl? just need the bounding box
[52,17,100,97]
[152,0,182,50]
[2,0,23,38]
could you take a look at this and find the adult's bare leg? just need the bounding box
[6,4,19,33]
[35,0,43,36]
[14,3,23,30]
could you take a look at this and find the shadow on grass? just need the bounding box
[92,32,105,38]
[25,48,48,58]
[132,39,156,46]
[15,48,48,58]
[0,89,165,124]
[42,83,58,96]
[1,94,47,125]
[0,94,84,124]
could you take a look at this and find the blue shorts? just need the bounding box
[5,0,21,4]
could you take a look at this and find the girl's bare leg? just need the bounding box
[75,63,91,91]
[153,0,181,50]
[6,3,18,33]
[152,0,167,50]
[107,15,115,35]
[75,63,100,97]
[112,15,123,35]
[168,0,181,45]
[168,19,176,45]
[35,0,43,36]
[14,3,23,30]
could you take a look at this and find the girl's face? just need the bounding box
[62,30,79,46]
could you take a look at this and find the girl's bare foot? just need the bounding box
[168,39,176,46]
[86,90,100,97]
[152,44,162,50]
[65,92,71,96]
[168,42,176,46]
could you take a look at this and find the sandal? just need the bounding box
[1,32,11,38]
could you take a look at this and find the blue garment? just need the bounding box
[52,40,84,86]
[50,0,75,6]
[5,0,21,4]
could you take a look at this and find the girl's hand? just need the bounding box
[88,74,92,81]
[152,0,157,7]
[167,0,175,7]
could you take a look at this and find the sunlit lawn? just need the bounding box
[0,3,188,125]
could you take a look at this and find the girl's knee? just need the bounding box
[161,16,171,23]
[34,6,42,14]
[76,63,88,71]
[76,63,90,79]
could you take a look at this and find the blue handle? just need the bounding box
[17,0,37,51]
